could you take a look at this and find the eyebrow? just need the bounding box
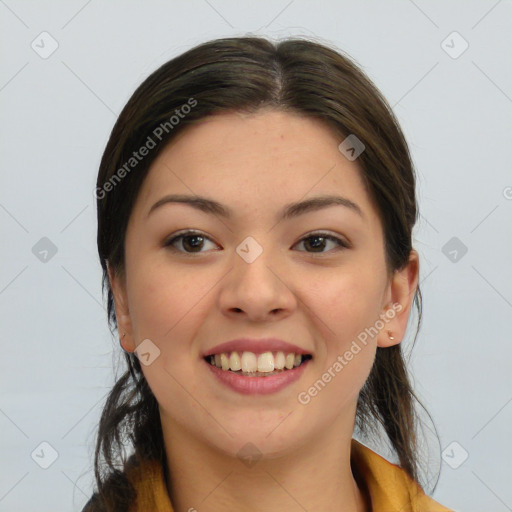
[147,193,364,221]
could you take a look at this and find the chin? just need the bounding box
[203,412,312,461]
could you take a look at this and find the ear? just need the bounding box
[107,262,136,352]
[377,249,419,348]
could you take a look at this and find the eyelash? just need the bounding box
[163,230,350,255]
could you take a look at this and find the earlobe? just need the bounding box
[377,250,419,348]
[377,308,404,348]
[107,262,136,352]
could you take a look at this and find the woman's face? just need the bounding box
[110,109,417,458]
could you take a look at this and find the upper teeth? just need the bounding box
[210,351,304,372]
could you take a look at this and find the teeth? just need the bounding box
[241,352,257,372]
[208,350,307,372]
[220,353,230,371]
[275,351,285,370]
[229,351,241,371]
[257,352,274,372]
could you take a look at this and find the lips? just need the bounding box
[204,337,312,357]
[205,357,311,394]
[203,337,313,374]
[202,338,313,394]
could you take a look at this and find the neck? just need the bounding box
[161,405,369,512]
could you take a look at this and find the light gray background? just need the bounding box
[1,1,511,511]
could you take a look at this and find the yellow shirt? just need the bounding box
[124,439,453,511]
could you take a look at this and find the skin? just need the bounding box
[109,109,419,512]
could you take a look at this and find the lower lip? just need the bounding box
[204,358,311,395]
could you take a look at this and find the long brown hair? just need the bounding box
[85,35,435,511]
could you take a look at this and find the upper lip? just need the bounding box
[203,338,312,357]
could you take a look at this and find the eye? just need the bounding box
[293,232,349,254]
[164,230,219,254]
[164,230,349,255]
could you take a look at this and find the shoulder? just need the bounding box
[350,439,454,511]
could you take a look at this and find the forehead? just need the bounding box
[133,109,377,225]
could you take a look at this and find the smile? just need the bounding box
[204,350,313,394]
[205,351,312,375]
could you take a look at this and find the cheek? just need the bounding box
[304,264,386,345]
[124,257,219,405]
[127,260,211,421]
[126,257,207,343]
[298,266,384,400]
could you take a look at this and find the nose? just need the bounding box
[217,241,296,322]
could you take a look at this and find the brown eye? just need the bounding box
[164,231,218,254]
[294,232,349,254]
[164,230,349,255]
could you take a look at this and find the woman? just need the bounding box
[84,36,453,511]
